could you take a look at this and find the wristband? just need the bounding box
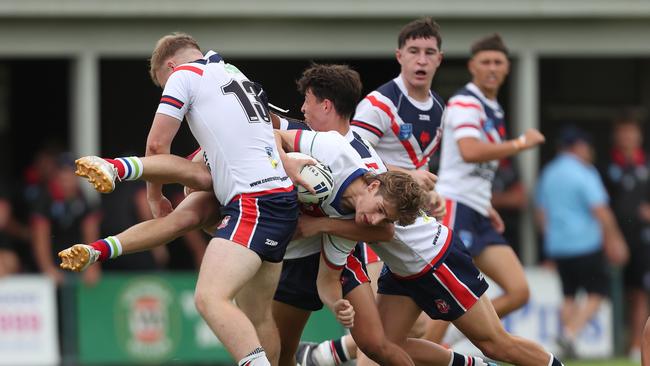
[512,134,526,151]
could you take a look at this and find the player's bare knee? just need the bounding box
[509,283,530,309]
[355,337,389,362]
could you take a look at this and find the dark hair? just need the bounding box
[297,63,362,120]
[558,125,592,149]
[613,108,645,129]
[470,33,509,57]
[398,17,442,50]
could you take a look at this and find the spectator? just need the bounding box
[30,153,101,285]
[536,125,628,357]
[603,115,650,360]
[0,180,20,276]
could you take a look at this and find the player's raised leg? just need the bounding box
[59,191,219,271]
[453,295,562,366]
[75,153,212,193]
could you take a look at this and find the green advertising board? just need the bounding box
[77,273,344,365]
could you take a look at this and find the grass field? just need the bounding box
[564,359,637,366]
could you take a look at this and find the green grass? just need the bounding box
[563,359,637,366]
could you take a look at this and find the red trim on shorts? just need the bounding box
[433,263,478,311]
[186,147,201,160]
[172,65,204,76]
[329,340,342,365]
[447,101,482,110]
[442,199,456,229]
[364,245,381,264]
[231,198,259,247]
[365,95,432,169]
[345,254,370,284]
[229,185,294,203]
[391,230,453,280]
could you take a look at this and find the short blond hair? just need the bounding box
[364,171,428,226]
[149,32,201,86]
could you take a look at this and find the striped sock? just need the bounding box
[238,347,270,366]
[89,236,123,261]
[312,337,349,366]
[105,157,143,181]
[548,353,563,366]
[449,351,489,366]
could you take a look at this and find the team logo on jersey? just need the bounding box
[217,216,231,230]
[398,123,413,140]
[265,146,279,168]
[435,299,450,314]
[420,131,431,145]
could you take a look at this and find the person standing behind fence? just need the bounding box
[536,126,628,358]
[603,115,650,361]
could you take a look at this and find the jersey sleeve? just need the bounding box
[279,116,312,131]
[444,95,483,141]
[351,96,391,147]
[155,68,197,122]
[321,234,357,269]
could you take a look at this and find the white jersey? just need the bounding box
[369,215,452,277]
[436,83,506,216]
[281,122,387,266]
[352,75,444,170]
[156,51,292,204]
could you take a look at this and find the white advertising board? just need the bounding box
[451,267,613,359]
[0,275,60,366]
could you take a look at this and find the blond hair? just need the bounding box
[149,32,201,86]
[364,171,428,226]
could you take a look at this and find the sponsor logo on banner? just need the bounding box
[117,278,181,361]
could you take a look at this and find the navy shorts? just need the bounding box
[378,235,489,321]
[357,242,382,265]
[274,246,370,311]
[216,187,298,263]
[442,199,507,257]
[556,250,609,296]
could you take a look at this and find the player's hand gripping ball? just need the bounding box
[287,152,333,204]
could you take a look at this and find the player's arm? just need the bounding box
[592,205,629,266]
[316,255,354,328]
[457,128,545,163]
[273,130,317,193]
[145,113,182,217]
[294,215,394,242]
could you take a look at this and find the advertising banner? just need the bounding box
[77,273,343,364]
[0,275,60,366]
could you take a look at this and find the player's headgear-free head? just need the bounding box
[297,63,363,120]
[398,17,442,50]
[149,33,201,86]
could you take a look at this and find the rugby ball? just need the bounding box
[287,152,333,204]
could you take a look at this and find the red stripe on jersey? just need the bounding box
[365,95,430,169]
[230,185,294,203]
[447,101,482,110]
[442,199,456,229]
[321,243,345,270]
[173,65,204,76]
[346,253,370,283]
[467,355,473,366]
[435,263,478,310]
[391,229,453,280]
[329,340,342,365]
[351,120,384,138]
[231,198,258,247]
[294,129,303,152]
[454,123,480,131]
[160,96,183,108]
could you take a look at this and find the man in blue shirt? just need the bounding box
[536,126,628,357]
